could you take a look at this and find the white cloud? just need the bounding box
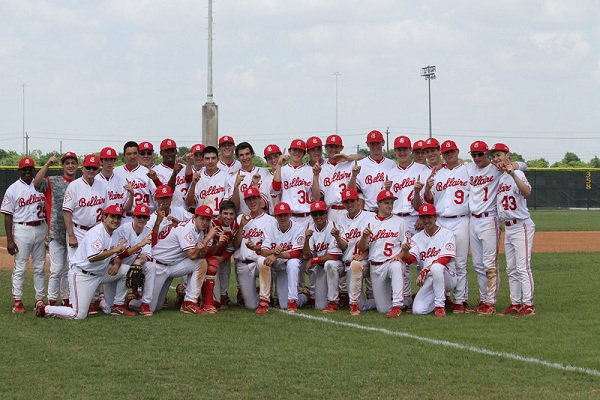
[463,85,510,107]
[530,31,591,64]
[224,66,260,91]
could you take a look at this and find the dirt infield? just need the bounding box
[1,232,599,270]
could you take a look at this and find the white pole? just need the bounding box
[207,0,213,103]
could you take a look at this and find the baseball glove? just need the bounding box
[126,266,145,289]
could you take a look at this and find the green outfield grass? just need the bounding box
[1,253,598,399]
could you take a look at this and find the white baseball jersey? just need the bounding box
[218,159,241,174]
[147,206,192,242]
[307,220,343,257]
[467,161,527,215]
[234,213,277,261]
[496,171,531,221]
[430,163,470,217]
[113,222,152,265]
[319,160,353,206]
[260,171,280,214]
[273,164,314,214]
[224,166,271,215]
[151,219,207,265]
[96,173,129,209]
[355,156,396,211]
[70,223,118,275]
[337,210,373,262]
[63,177,106,226]
[365,214,407,263]
[261,220,306,254]
[153,163,189,209]
[1,179,47,223]
[193,168,228,214]
[388,162,430,215]
[409,226,456,272]
[113,164,156,212]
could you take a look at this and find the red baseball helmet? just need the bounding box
[289,139,306,151]
[191,144,206,153]
[490,143,510,153]
[219,136,235,146]
[243,187,261,199]
[423,138,440,149]
[139,142,154,152]
[412,140,425,150]
[61,152,78,162]
[470,141,489,153]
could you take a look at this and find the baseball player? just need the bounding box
[149,205,214,314]
[35,205,134,320]
[151,138,188,209]
[138,141,156,170]
[113,141,157,220]
[149,185,193,245]
[217,135,242,173]
[183,143,206,204]
[466,140,527,315]
[303,201,344,312]
[333,188,374,315]
[108,204,154,316]
[257,202,307,313]
[412,140,426,165]
[401,204,457,317]
[357,190,408,317]
[261,144,283,214]
[33,152,78,307]
[490,143,536,316]
[423,138,443,170]
[233,188,277,310]
[2,157,47,313]
[63,154,106,261]
[185,146,228,214]
[413,140,471,313]
[306,136,324,167]
[96,147,134,211]
[349,130,396,212]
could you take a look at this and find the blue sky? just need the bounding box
[1,0,599,162]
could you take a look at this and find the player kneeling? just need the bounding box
[36,205,133,320]
[303,201,344,313]
[401,204,457,318]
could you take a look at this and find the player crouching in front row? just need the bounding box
[400,204,457,318]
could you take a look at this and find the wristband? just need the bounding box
[311,257,322,265]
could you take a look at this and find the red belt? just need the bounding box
[396,212,411,217]
[504,219,519,227]
[17,221,44,227]
[442,215,466,219]
[471,212,490,218]
[330,205,345,210]
[74,223,93,231]
[292,212,310,218]
[370,261,385,266]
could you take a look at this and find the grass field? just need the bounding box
[1,253,598,399]
[1,209,599,236]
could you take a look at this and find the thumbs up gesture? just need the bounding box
[312,161,321,176]
[362,223,372,237]
[305,226,314,239]
[384,174,392,190]
[351,160,361,176]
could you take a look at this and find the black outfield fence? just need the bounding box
[0,167,598,210]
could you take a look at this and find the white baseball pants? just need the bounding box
[438,216,470,303]
[258,257,305,309]
[504,218,535,306]
[48,239,69,302]
[469,214,500,305]
[313,260,344,310]
[370,260,405,313]
[150,259,207,312]
[412,263,457,314]
[235,259,260,309]
[11,223,47,301]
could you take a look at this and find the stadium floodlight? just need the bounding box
[421,66,436,138]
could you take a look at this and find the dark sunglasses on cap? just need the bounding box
[84,166,99,171]
[139,151,153,156]
[470,152,486,158]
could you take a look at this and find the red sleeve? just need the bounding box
[185,172,193,183]
[287,249,302,259]
[404,253,417,265]
[433,256,452,266]
[152,177,163,187]
[272,180,282,191]
[44,177,52,227]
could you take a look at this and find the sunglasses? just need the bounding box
[84,166,99,171]
[470,152,486,158]
[139,151,153,156]
[134,215,150,220]
[311,211,327,217]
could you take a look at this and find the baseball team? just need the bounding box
[1,130,536,319]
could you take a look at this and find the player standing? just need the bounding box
[217,136,241,173]
[96,147,134,212]
[2,157,47,313]
[412,140,426,165]
[185,146,228,214]
[261,144,283,214]
[138,142,156,170]
[490,144,536,316]
[152,139,188,209]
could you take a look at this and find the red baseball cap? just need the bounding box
[441,140,458,153]
[103,204,123,216]
[310,201,327,213]
[264,144,282,157]
[195,205,214,217]
[100,147,117,159]
[326,134,343,146]
[155,184,173,198]
[490,143,510,153]
[306,136,323,150]
[341,188,359,201]
[139,142,154,152]
[18,157,35,169]
[160,138,177,151]
[219,136,235,146]
[423,138,440,149]
[83,154,100,168]
[274,202,292,215]
[418,203,436,216]
[191,144,206,153]
[413,140,425,150]
[366,130,384,143]
[243,187,261,199]
[393,136,411,149]
[470,141,489,153]
[133,204,151,217]
[289,139,306,151]
[376,190,397,202]
[61,152,78,162]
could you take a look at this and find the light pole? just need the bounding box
[22,83,26,154]
[421,65,436,138]
[333,72,340,134]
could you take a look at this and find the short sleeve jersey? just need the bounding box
[1,179,46,223]
[496,170,532,221]
[364,213,407,263]
[318,160,353,206]
[193,168,228,215]
[355,156,396,211]
[153,163,189,209]
[63,177,106,227]
[409,226,456,272]
[261,220,306,255]
[307,220,343,257]
[234,213,276,261]
[113,222,152,265]
[337,209,373,262]
[429,163,470,217]
[273,164,314,214]
[387,162,430,215]
[113,164,156,212]
[70,223,117,275]
[151,219,206,265]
